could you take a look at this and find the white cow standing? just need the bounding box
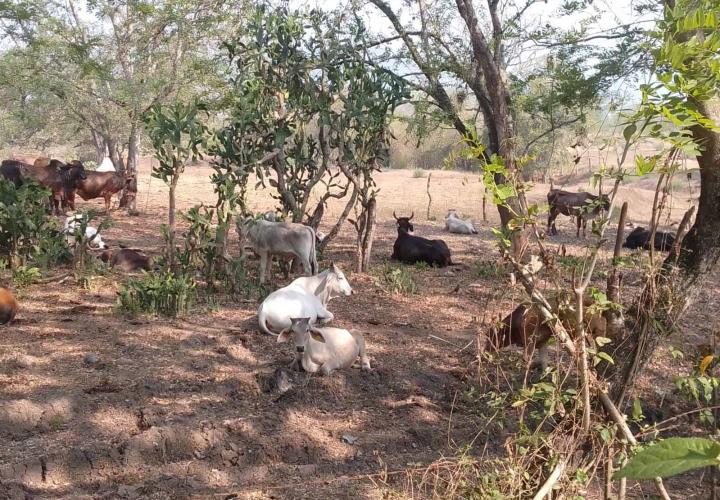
[237,217,318,284]
[279,317,371,375]
[96,157,116,172]
[444,210,478,234]
[257,263,352,335]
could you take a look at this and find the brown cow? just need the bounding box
[486,294,607,370]
[0,159,87,214]
[547,189,610,238]
[67,171,133,211]
[0,287,18,325]
[100,248,151,272]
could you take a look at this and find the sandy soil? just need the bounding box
[0,162,714,499]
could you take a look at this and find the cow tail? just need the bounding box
[309,227,318,275]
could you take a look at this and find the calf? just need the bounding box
[257,263,352,335]
[547,189,610,238]
[487,295,607,370]
[0,159,87,214]
[69,171,133,211]
[0,287,18,325]
[391,212,452,266]
[623,226,676,252]
[237,217,318,284]
[444,210,478,234]
[278,317,371,375]
[100,248,151,272]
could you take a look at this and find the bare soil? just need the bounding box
[0,162,715,499]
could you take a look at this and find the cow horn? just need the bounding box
[393,211,398,221]
[408,212,414,221]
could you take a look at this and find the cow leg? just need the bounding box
[547,209,559,235]
[258,253,268,284]
[104,194,111,212]
[576,216,582,238]
[300,256,312,277]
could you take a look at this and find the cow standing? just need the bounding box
[547,189,610,238]
[0,159,87,215]
[391,212,452,267]
[237,217,318,284]
[68,171,133,211]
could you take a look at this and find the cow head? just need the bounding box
[393,211,414,233]
[318,262,353,298]
[55,159,87,182]
[278,317,326,353]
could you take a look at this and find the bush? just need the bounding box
[412,167,426,178]
[377,263,417,294]
[12,265,41,288]
[117,270,196,317]
[473,260,505,279]
[0,178,70,269]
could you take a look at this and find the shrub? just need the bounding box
[117,270,196,317]
[473,259,504,279]
[412,167,426,178]
[12,265,41,288]
[0,178,69,269]
[377,263,417,294]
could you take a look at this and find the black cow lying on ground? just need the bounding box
[391,212,452,267]
[623,226,676,252]
[547,189,610,238]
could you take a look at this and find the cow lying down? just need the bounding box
[100,248,151,272]
[445,210,478,234]
[279,317,371,375]
[623,226,676,252]
[257,263,352,335]
[64,214,108,250]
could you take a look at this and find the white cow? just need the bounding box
[444,210,478,234]
[96,157,115,172]
[64,214,108,250]
[279,317,371,375]
[257,263,352,335]
[237,217,318,283]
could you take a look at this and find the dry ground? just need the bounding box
[0,162,716,499]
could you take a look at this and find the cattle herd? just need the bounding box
[0,157,684,374]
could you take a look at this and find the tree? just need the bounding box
[144,102,207,270]
[361,0,639,257]
[609,0,720,402]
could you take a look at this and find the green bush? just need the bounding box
[0,178,70,269]
[377,263,417,294]
[473,260,504,279]
[117,270,196,317]
[412,167,426,178]
[12,265,41,288]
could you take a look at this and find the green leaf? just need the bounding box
[623,123,637,141]
[614,438,720,480]
[593,351,615,366]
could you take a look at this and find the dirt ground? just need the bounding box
[0,162,715,499]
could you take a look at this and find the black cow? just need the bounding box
[391,212,452,267]
[547,189,610,238]
[623,226,676,252]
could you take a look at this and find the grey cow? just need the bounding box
[237,217,318,284]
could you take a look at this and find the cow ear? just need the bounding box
[309,328,326,343]
[277,328,291,343]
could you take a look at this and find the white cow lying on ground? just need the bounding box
[444,210,478,234]
[64,214,108,250]
[279,317,371,375]
[257,263,352,335]
[237,217,318,283]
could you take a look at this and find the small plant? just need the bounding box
[117,270,196,317]
[376,263,417,294]
[12,265,41,288]
[413,261,430,271]
[556,254,584,270]
[473,259,504,279]
[412,167,426,178]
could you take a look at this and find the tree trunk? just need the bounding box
[120,122,140,210]
[361,196,377,272]
[610,101,720,404]
[91,129,106,164]
[317,184,359,254]
[168,175,178,270]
